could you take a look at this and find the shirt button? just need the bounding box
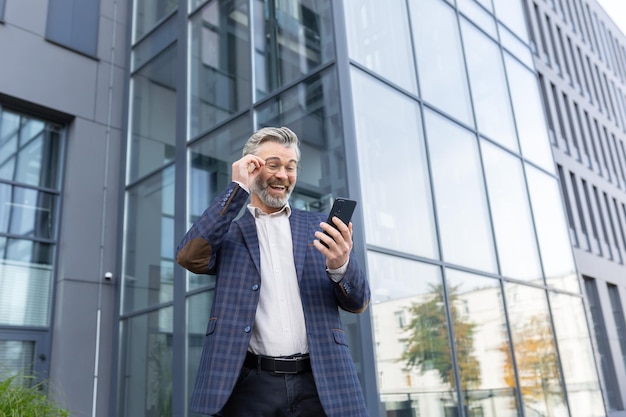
[252,284,259,291]
[244,326,251,333]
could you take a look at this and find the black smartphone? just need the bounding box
[321,198,357,247]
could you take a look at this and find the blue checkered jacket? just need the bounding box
[176,182,371,416]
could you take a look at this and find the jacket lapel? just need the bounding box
[236,207,309,281]
[236,210,261,276]
[289,209,307,281]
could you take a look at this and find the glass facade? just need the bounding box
[528,0,626,408]
[118,0,607,416]
[129,44,177,183]
[117,307,174,416]
[122,166,175,314]
[188,0,251,137]
[345,0,604,415]
[133,0,178,42]
[0,108,65,381]
[252,0,335,100]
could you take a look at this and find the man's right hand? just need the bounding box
[232,155,265,188]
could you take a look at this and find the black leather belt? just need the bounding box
[244,351,311,374]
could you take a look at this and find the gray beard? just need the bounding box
[250,175,292,209]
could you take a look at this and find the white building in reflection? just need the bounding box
[372,275,603,417]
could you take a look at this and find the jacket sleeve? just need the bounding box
[176,182,248,274]
[333,254,370,314]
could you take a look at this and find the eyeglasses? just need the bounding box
[264,159,299,175]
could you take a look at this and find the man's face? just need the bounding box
[249,142,298,213]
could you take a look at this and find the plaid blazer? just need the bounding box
[176,182,371,416]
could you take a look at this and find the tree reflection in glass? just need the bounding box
[504,283,568,417]
[500,314,562,416]
[401,284,481,396]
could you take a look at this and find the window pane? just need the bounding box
[584,278,623,411]
[0,108,61,329]
[188,120,248,217]
[473,0,492,11]
[187,116,250,290]
[0,111,63,189]
[0,239,53,327]
[367,252,455,414]
[0,340,35,380]
[549,291,606,417]
[0,184,57,240]
[256,69,348,202]
[481,141,542,281]
[123,167,175,313]
[462,21,518,151]
[500,26,534,68]
[525,165,579,292]
[0,111,19,179]
[46,0,99,56]
[457,0,497,39]
[133,0,178,41]
[253,0,334,99]
[189,0,251,137]
[187,291,214,417]
[504,283,568,417]
[445,269,520,416]
[425,110,497,273]
[504,54,555,172]
[608,285,626,373]
[0,236,54,266]
[344,0,417,94]
[132,14,177,71]
[118,307,173,417]
[129,45,177,182]
[492,0,529,41]
[410,0,473,125]
[351,68,438,259]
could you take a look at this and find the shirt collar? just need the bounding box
[248,203,291,218]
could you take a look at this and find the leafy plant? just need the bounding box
[0,374,69,417]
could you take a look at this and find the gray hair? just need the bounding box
[242,126,301,161]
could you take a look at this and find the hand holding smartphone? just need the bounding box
[321,198,357,248]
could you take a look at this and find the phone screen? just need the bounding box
[322,198,357,247]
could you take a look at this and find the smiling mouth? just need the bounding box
[269,183,287,191]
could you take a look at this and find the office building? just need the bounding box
[527,0,626,415]
[0,0,624,416]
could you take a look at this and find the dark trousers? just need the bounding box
[217,364,326,417]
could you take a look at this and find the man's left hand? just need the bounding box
[314,217,353,270]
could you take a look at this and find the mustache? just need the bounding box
[267,179,290,187]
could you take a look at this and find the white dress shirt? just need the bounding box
[248,205,308,357]
[236,182,348,357]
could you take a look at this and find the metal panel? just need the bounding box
[45,0,100,57]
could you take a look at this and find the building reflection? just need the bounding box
[372,266,603,417]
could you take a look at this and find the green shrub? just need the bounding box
[0,374,69,417]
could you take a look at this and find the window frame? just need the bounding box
[0,102,69,385]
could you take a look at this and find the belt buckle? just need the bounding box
[273,357,299,374]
